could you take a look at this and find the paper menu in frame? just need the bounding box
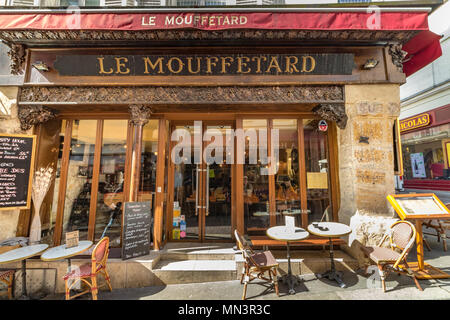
[65,231,79,249]
[387,193,450,220]
[285,215,295,233]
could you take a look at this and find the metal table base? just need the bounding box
[317,237,346,288]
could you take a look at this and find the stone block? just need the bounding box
[344,84,400,105]
[355,169,385,186]
[13,268,57,297]
[352,120,384,144]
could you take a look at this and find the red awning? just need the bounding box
[402,30,442,77]
[0,11,441,76]
[0,11,431,31]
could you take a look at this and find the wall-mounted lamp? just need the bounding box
[32,61,49,72]
[362,59,379,70]
[359,136,370,144]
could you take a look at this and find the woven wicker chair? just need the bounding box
[63,237,112,300]
[361,220,423,292]
[0,270,15,300]
[234,230,279,300]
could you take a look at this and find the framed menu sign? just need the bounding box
[0,134,36,210]
[122,201,152,260]
[387,193,450,220]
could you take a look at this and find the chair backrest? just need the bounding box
[320,205,331,222]
[387,221,416,268]
[91,237,110,274]
[234,229,258,265]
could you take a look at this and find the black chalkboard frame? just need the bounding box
[121,201,152,260]
[0,133,37,211]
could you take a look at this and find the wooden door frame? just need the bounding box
[52,117,132,246]
[166,119,236,242]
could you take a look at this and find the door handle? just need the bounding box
[195,165,199,216]
[206,165,209,216]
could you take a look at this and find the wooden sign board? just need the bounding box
[122,201,152,260]
[0,134,36,210]
[387,193,450,220]
[53,53,354,77]
[65,230,79,249]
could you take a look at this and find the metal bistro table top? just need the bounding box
[307,222,352,238]
[266,226,309,242]
[0,244,49,264]
[40,240,93,262]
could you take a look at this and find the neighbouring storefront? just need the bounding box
[400,104,450,191]
[0,8,443,259]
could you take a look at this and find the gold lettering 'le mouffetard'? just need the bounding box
[96,55,317,76]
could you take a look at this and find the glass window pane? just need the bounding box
[94,120,128,247]
[303,119,331,223]
[171,125,198,240]
[40,119,63,245]
[62,120,97,241]
[401,123,450,181]
[243,119,270,234]
[273,119,301,226]
[138,120,159,244]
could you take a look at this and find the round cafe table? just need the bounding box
[266,226,309,295]
[40,240,93,271]
[307,222,352,288]
[0,244,49,299]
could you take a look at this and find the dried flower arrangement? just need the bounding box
[29,165,55,245]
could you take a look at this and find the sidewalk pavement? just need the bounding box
[41,232,450,300]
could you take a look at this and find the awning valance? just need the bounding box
[0,11,441,76]
[0,11,432,31]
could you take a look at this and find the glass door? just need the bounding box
[204,124,232,240]
[169,121,233,241]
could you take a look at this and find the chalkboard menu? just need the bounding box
[122,201,152,260]
[0,134,36,210]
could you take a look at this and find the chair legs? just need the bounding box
[403,261,423,292]
[91,276,98,300]
[0,272,14,300]
[240,265,279,300]
[377,264,386,293]
[102,269,113,292]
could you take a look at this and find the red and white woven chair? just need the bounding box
[0,269,15,300]
[234,230,279,300]
[361,220,422,292]
[63,237,112,300]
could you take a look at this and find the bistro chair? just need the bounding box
[63,236,113,300]
[0,269,15,300]
[234,230,279,300]
[361,220,423,293]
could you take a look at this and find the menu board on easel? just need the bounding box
[0,134,36,210]
[387,193,450,220]
[121,201,152,260]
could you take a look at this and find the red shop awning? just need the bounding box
[402,30,442,77]
[0,10,441,76]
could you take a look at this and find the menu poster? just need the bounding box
[387,193,450,220]
[65,230,79,249]
[0,134,36,210]
[396,197,448,216]
[122,201,152,260]
[410,153,426,178]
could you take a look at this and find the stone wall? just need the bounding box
[0,86,29,241]
[338,84,401,263]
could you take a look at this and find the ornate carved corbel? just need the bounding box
[5,43,26,75]
[388,43,408,72]
[129,104,153,126]
[18,105,57,131]
[312,103,348,130]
